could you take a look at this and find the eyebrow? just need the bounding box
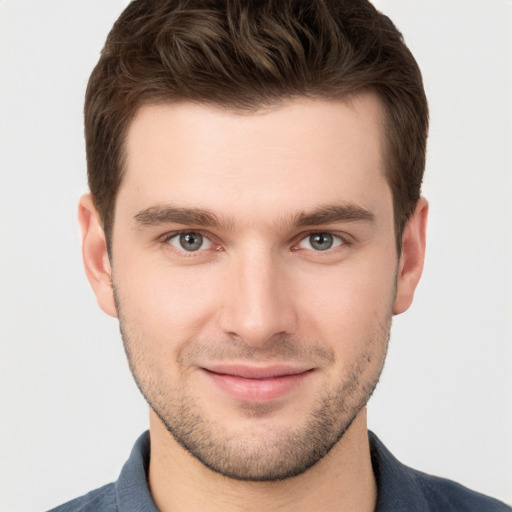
[293,204,375,227]
[133,202,375,230]
[134,206,227,229]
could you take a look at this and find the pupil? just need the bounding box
[310,233,333,251]
[180,232,202,251]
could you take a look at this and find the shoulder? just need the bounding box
[368,431,511,512]
[46,431,156,512]
[411,467,511,511]
[46,483,117,512]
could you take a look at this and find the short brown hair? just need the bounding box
[85,0,428,251]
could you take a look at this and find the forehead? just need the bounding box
[118,94,391,225]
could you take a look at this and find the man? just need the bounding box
[49,0,510,510]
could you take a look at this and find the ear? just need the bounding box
[393,197,428,315]
[78,194,117,318]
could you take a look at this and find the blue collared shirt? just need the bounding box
[48,431,510,511]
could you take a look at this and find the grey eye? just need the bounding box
[167,232,211,252]
[298,232,343,251]
[309,233,333,251]
[179,232,203,251]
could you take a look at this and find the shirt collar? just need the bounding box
[114,430,430,511]
[115,431,159,512]
[369,431,430,511]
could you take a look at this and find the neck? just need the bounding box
[147,409,377,512]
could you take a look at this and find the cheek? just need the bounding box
[114,256,222,341]
[294,258,396,348]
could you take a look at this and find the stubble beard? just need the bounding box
[114,287,391,482]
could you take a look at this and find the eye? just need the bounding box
[166,232,212,252]
[297,232,344,251]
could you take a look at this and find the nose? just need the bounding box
[218,246,297,347]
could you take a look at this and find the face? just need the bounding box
[82,94,425,481]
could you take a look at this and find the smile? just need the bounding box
[201,365,315,402]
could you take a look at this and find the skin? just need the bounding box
[79,93,428,512]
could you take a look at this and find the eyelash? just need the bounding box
[162,230,221,255]
[160,230,350,255]
[293,232,347,252]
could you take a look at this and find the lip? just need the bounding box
[201,364,314,402]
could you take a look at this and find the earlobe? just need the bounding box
[393,197,428,315]
[78,194,118,318]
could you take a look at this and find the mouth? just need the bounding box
[200,364,315,402]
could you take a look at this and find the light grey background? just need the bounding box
[1,1,511,510]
